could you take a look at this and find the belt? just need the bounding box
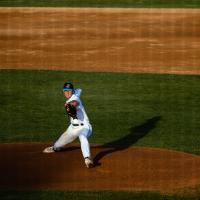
[72,123,84,126]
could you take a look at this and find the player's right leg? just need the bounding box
[53,125,82,151]
[43,125,82,153]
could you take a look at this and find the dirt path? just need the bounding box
[0,143,200,193]
[0,8,200,74]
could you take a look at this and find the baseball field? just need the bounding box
[0,1,200,200]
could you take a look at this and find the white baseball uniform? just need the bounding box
[54,89,92,159]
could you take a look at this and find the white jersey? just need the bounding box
[66,88,90,124]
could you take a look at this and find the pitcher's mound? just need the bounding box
[0,143,200,193]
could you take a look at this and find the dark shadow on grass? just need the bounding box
[93,116,162,167]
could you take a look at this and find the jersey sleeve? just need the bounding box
[67,94,80,105]
[74,88,82,98]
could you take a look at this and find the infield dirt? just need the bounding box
[0,143,200,193]
[0,8,200,74]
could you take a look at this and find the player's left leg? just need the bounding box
[78,124,93,168]
[79,134,91,158]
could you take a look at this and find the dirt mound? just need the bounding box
[0,8,200,74]
[0,143,200,193]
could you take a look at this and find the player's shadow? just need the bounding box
[93,116,162,167]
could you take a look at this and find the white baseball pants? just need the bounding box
[54,123,92,158]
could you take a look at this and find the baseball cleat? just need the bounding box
[43,146,55,153]
[85,157,93,168]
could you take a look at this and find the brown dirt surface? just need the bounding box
[0,143,200,193]
[0,8,200,74]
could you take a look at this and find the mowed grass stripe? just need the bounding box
[0,0,200,8]
[0,70,200,155]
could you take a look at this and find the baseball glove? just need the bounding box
[65,103,77,119]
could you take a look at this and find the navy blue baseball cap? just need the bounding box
[63,82,74,92]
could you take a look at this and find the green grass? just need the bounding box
[0,190,199,200]
[0,0,200,8]
[0,70,200,155]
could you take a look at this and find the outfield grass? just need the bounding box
[0,0,200,8]
[0,70,200,155]
[0,190,199,200]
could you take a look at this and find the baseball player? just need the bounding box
[43,82,93,168]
